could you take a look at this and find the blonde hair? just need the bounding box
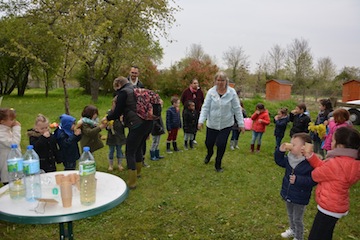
[214,71,229,87]
[35,114,49,126]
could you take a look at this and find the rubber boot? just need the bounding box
[230,140,235,150]
[150,150,158,161]
[155,149,164,159]
[136,162,142,178]
[127,170,137,189]
[189,140,194,149]
[108,159,114,171]
[250,144,255,153]
[173,141,180,152]
[234,140,239,149]
[256,144,261,153]
[117,158,124,171]
[184,140,188,150]
[166,142,173,153]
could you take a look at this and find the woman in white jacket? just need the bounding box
[198,72,245,172]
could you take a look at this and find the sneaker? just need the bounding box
[204,156,210,164]
[215,168,224,172]
[142,161,150,168]
[235,145,240,149]
[108,166,113,171]
[118,165,124,171]
[193,140,198,145]
[230,146,234,150]
[166,149,173,153]
[281,228,294,238]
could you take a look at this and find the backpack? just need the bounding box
[133,88,161,120]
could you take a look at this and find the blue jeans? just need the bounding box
[275,136,284,148]
[108,145,124,160]
[231,129,240,141]
[251,131,264,145]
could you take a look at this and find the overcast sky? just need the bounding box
[158,0,360,73]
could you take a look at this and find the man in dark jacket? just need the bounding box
[106,77,153,189]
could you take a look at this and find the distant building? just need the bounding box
[342,79,360,102]
[265,79,293,101]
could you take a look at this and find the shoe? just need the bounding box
[215,168,224,172]
[142,161,150,168]
[193,140,198,145]
[118,165,124,171]
[235,145,239,149]
[280,228,294,238]
[166,149,173,153]
[230,146,234,150]
[204,156,210,164]
[108,166,113,171]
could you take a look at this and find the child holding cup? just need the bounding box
[274,133,317,240]
[303,127,360,240]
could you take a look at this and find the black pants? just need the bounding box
[125,121,153,170]
[205,126,232,170]
[308,210,339,240]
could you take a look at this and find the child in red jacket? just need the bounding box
[250,103,270,152]
[303,126,360,240]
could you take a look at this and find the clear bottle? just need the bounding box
[23,145,41,202]
[7,144,25,200]
[79,146,96,205]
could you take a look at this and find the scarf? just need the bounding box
[326,148,358,159]
[287,152,306,169]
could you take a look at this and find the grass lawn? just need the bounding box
[0,89,359,240]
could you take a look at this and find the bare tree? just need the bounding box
[222,46,249,90]
[186,44,210,62]
[267,44,286,78]
[286,38,314,101]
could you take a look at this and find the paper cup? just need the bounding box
[60,181,73,208]
[69,173,77,185]
[284,143,293,151]
[304,142,313,153]
[55,174,65,185]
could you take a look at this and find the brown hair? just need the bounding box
[0,108,16,121]
[334,127,360,159]
[113,76,128,89]
[81,105,99,119]
[332,108,350,124]
[292,132,312,144]
[256,103,265,110]
[279,107,288,115]
[297,103,307,112]
[171,96,179,105]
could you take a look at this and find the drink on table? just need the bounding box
[23,145,41,202]
[79,146,96,206]
[7,144,25,200]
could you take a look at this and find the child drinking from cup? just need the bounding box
[274,133,317,240]
[303,127,360,240]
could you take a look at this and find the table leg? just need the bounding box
[59,221,74,240]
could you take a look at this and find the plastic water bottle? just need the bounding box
[79,146,96,205]
[7,144,25,200]
[23,145,41,202]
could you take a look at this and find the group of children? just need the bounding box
[1,96,359,239]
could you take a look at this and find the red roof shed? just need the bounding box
[265,79,293,101]
[342,79,360,102]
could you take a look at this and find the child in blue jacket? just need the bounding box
[166,96,182,152]
[54,114,82,170]
[274,133,317,240]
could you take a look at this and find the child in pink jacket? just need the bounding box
[322,108,352,151]
[250,103,270,152]
[303,127,360,240]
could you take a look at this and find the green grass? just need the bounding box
[0,89,359,240]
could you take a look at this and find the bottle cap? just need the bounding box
[11,144,18,148]
[83,146,90,152]
[27,145,34,150]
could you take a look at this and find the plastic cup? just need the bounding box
[60,181,72,208]
[304,142,313,154]
[55,174,65,185]
[284,143,293,151]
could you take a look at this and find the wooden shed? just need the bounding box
[265,79,293,101]
[342,79,360,102]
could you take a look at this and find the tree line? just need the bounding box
[1,0,359,112]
